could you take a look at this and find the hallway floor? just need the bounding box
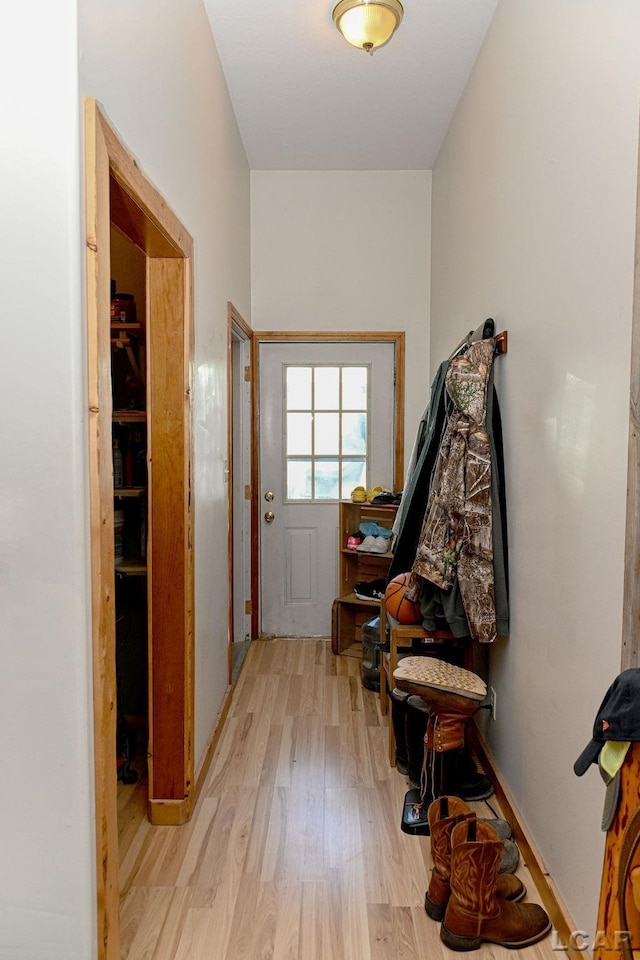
[118,638,556,960]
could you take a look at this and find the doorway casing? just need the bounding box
[227,302,254,676]
[85,98,195,960]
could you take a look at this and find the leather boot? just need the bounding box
[452,746,494,801]
[423,687,481,753]
[441,819,551,950]
[390,688,410,774]
[424,797,526,922]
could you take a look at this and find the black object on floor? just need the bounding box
[401,787,431,835]
[361,616,385,692]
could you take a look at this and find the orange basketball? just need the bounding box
[384,573,422,624]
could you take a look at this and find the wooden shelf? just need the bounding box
[342,592,382,606]
[112,410,146,423]
[110,322,141,332]
[114,487,145,498]
[115,559,147,576]
[341,547,393,560]
[332,499,397,655]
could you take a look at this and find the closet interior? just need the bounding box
[110,228,149,793]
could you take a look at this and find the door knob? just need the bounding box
[264,511,275,523]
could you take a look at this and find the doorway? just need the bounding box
[253,332,404,638]
[84,99,195,960]
[227,303,253,681]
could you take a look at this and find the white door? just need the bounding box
[259,341,396,637]
[231,334,252,646]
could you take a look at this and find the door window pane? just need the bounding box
[315,460,340,500]
[342,367,368,410]
[315,412,339,455]
[314,367,339,410]
[284,364,369,502]
[342,412,367,455]
[287,412,312,455]
[287,460,312,499]
[286,366,312,409]
[341,460,367,499]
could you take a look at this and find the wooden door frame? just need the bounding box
[250,331,405,639]
[621,124,640,670]
[85,98,195,960]
[227,302,254,677]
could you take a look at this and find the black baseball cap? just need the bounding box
[574,669,640,830]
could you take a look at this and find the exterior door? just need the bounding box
[259,340,396,637]
[231,333,252,647]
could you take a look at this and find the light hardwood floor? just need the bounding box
[118,638,557,960]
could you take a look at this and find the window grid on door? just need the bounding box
[284,364,369,501]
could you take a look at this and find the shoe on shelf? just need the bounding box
[366,485,390,502]
[371,491,398,504]
[353,578,387,601]
[346,533,363,550]
[351,486,366,502]
[369,536,389,554]
[356,535,377,552]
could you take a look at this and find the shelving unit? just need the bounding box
[110,277,148,786]
[332,500,398,656]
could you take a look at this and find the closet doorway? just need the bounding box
[85,99,194,960]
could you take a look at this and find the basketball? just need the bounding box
[384,573,422,624]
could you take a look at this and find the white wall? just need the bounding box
[79,0,251,763]
[251,171,431,450]
[0,2,96,957]
[430,0,640,933]
[0,2,249,957]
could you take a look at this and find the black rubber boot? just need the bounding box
[390,688,410,774]
[451,747,494,801]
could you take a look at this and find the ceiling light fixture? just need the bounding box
[332,0,403,55]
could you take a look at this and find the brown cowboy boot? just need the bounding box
[441,818,551,950]
[425,796,526,922]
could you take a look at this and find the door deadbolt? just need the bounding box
[264,511,275,523]
[264,491,274,502]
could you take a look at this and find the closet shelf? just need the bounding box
[114,487,145,499]
[110,322,141,332]
[112,410,146,423]
[115,559,147,576]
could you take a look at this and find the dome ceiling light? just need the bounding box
[332,0,404,55]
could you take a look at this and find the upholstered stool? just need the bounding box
[393,656,487,803]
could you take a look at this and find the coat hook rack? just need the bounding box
[495,330,508,355]
[449,319,508,360]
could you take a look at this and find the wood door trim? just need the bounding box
[251,331,405,638]
[227,303,253,681]
[85,97,120,960]
[85,98,194,959]
[621,121,640,670]
[146,257,194,821]
[100,113,192,259]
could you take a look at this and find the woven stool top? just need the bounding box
[393,656,486,701]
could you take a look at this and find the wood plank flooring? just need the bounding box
[118,638,558,960]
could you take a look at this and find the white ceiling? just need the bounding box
[203,0,499,171]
